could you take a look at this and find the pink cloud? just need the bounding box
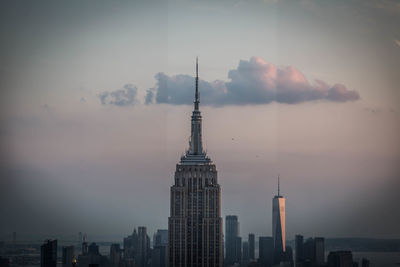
[146,56,360,106]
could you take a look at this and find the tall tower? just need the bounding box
[225,215,240,265]
[168,58,222,267]
[272,175,285,255]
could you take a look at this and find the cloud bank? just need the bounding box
[146,57,360,106]
[99,84,138,107]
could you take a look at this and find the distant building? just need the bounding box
[361,258,370,267]
[168,59,222,267]
[124,228,139,260]
[153,230,168,247]
[272,176,285,257]
[295,235,304,265]
[300,237,325,267]
[327,251,353,267]
[88,243,99,255]
[62,246,75,267]
[137,227,150,267]
[314,237,324,266]
[259,236,273,267]
[235,236,242,264]
[122,227,150,267]
[152,245,167,267]
[109,244,122,267]
[225,215,240,265]
[77,242,108,267]
[281,246,293,267]
[242,241,249,264]
[303,238,315,265]
[41,240,57,267]
[248,233,255,261]
[152,229,168,267]
[82,235,88,256]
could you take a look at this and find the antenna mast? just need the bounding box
[278,174,280,196]
[194,57,199,110]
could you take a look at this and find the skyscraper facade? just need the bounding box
[242,241,249,264]
[301,237,325,267]
[62,246,75,267]
[152,229,168,267]
[77,242,108,267]
[123,228,138,260]
[153,229,168,247]
[234,237,242,264]
[295,234,304,266]
[41,240,57,267]
[272,176,285,255]
[138,226,150,267]
[327,251,353,267]
[259,236,274,267]
[225,215,240,265]
[314,237,325,266]
[248,233,255,261]
[109,244,122,267]
[303,238,316,265]
[168,59,222,267]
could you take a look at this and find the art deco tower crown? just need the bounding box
[180,57,211,165]
[169,59,222,267]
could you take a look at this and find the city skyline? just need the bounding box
[1,0,400,241]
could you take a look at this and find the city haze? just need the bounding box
[1,0,399,241]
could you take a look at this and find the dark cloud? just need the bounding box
[146,57,360,106]
[99,84,138,107]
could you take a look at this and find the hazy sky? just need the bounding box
[1,0,399,242]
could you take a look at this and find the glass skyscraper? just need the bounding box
[272,176,285,254]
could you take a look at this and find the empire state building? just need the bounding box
[168,59,223,267]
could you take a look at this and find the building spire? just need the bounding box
[195,57,199,110]
[278,174,280,196]
[188,57,203,155]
